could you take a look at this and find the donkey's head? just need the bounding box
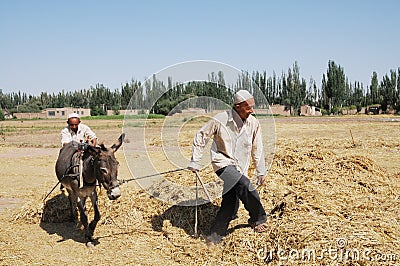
[87,133,125,200]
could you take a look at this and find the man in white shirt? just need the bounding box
[188,90,268,246]
[61,113,97,147]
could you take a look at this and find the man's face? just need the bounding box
[68,117,80,133]
[235,97,255,120]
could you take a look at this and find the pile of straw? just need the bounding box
[13,141,400,265]
[12,192,71,224]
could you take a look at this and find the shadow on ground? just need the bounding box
[39,193,87,244]
[151,203,252,238]
[40,221,88,244]
[151,199,287,238]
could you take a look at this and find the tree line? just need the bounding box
[1,60,400,119]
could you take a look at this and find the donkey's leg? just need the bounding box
[88,190,101,237]
[76,197,90,238]
[66,188,79,224]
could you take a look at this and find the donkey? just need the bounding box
[55,133,125,244]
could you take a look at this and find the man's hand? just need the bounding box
[257,175,265,186]
[90,138,97,147]
[187,166,199,173]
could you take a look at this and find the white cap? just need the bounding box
[68,113,80,119]
[233,90,253,104]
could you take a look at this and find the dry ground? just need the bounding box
[1,115,400,265]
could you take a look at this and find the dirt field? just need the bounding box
[1,115,400,265]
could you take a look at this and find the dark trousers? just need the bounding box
[210,166,267,236]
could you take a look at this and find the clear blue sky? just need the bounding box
[1,0,399,95]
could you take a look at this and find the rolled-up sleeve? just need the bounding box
[189,120,217,170]
[251,121,267,176]
[82,124,97,141]
[61,127,72,145]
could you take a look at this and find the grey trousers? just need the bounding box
[210,165,267,236]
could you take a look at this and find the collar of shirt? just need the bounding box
[228,109,249,133]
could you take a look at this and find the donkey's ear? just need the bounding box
[111,133,125,152]
[86,145,100,157]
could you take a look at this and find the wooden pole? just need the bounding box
[195,172,212,202]
[193,171,213,237]
[194,173,198,237]
[350,129,356,147]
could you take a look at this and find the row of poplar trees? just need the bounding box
[1,60,400,118]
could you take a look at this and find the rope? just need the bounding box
[118,168,188,185]
[43,164,80,202]
[44,167,186,202]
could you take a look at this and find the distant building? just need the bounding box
[45,107,91,118]
[300,105,322,116]
[13,107,91,119]
[12,111,47,119]
[342,108,358,115]
[365,105,380,115]
[267,104,322,116]
[269,104,293,116]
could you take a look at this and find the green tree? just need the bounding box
[352,82,364,112]
[0,109,4,120]
[279,62,306,115]
[321,60,347,114]
[369,72,379,105]
[397,68,400,112]
[379,70,397,112]
[306,77,319,106]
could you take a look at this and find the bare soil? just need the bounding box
[1,116,400,265]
